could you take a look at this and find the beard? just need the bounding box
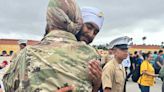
[75,28,93,44]
[75,27,83,41]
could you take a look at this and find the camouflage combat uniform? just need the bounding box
[2,31,99,92]
[2,0,100,91]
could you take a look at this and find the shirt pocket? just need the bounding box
[115,70,124,84]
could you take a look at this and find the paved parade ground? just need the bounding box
[127,78,162,92]
[0,73,163,92]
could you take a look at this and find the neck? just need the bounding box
[115,57,123,64]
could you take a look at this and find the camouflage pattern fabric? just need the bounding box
[2,0,100,91]
[46,0,83,35]
[2,30,99,92]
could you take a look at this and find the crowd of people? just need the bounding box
[123,50,164,92]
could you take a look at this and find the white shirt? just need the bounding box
[122,56,131,68]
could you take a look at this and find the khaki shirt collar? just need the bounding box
[113,58,124,70]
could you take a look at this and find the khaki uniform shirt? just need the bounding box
[102,58,126,92]
[2,31,99,92]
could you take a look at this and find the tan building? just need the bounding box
[0,39,39,55]
[129,45,164,54]
[1,39,163,56]
[97,45,164,57]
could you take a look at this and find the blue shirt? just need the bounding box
[154,55,164,69]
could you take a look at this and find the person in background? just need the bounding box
[0,61,8,90]
[159,62,164,92]
[153,50,164,74]
[19,43,27,50]
[138,52,159,92]
[0,61,8,70]
[139,50,144,60]
[150,51,158,65]
[136,54,143,65]
[18,40,27,50]
[9,51,14,56]
[126,51,137,80]
[102,36,131,92]
[122,54,131,76]
[0,51,8,56]
[10,40,27,62]
[122,54,131,92]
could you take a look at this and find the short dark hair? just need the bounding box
[134,51,138,55]
[144,52,152,59]
[154,51,157,54]
[2,50,7,54]
[159,50,163,54]
[9,51,14,56]
[20,43,26,46]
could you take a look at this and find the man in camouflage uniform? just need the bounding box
[2,0,104,92]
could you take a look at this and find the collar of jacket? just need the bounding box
[43,30,77,42]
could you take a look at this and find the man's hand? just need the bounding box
[88,60,102,92]
[155,74,159,77]
[56,86,74,92]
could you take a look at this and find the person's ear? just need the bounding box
[112,49,116,54]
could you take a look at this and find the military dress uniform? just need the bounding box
[102,58,126,92]
[102,36,131,92]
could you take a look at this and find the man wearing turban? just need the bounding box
[2,0,104,92]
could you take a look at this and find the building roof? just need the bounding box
[0,39,39,45]
[130,45,161,49]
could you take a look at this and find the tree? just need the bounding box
[142,36,146,45]
[161,42,164,48]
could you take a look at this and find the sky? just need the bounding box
[0,0,164,45]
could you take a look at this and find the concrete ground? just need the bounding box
[126,78,162,92]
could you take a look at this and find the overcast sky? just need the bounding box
[0,0,164,45]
